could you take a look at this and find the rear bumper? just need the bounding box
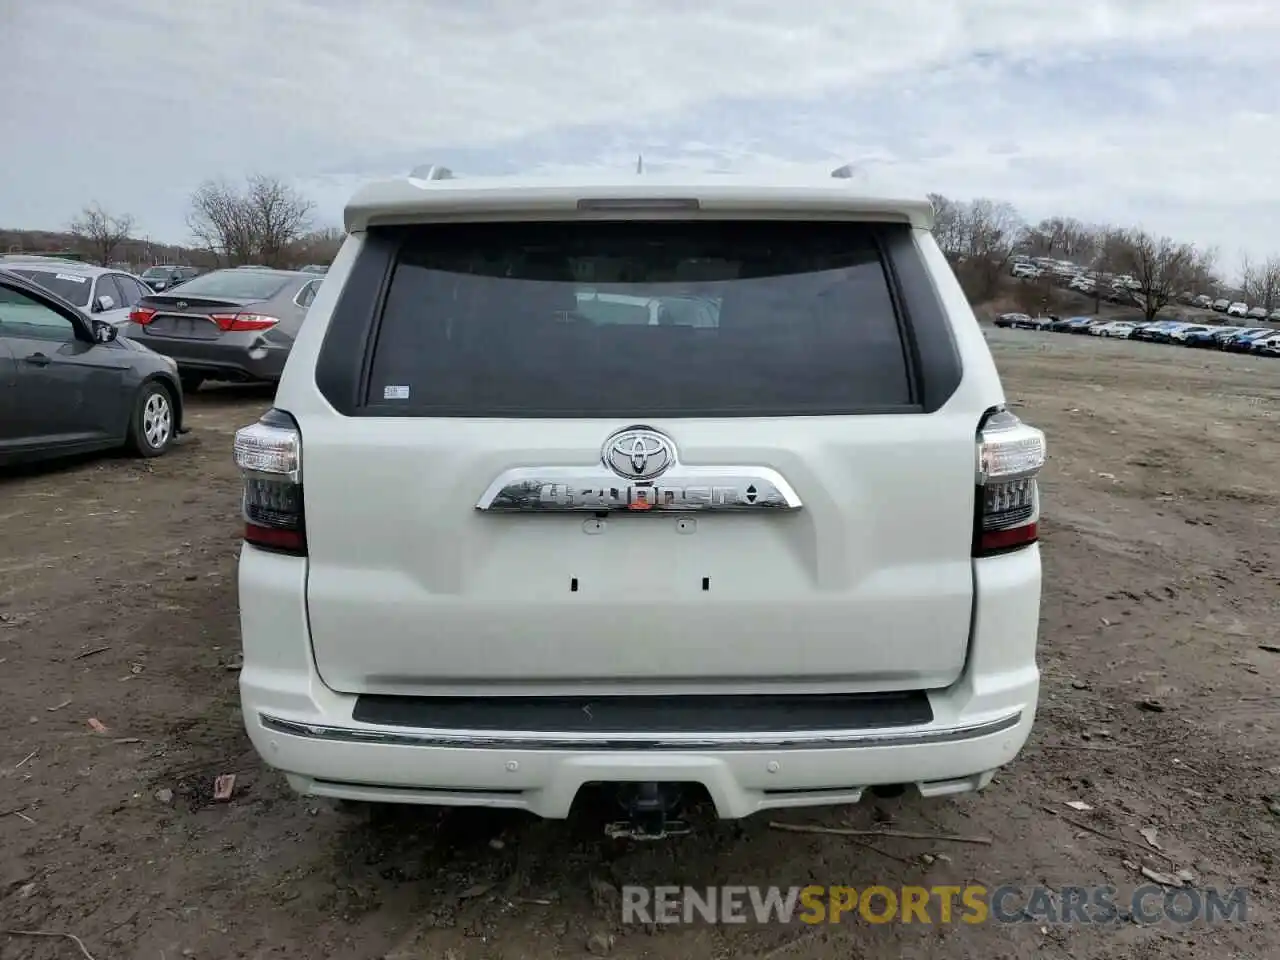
[237,545,1041,819]
[123,324,290,382]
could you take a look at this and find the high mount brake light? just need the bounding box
[233,409,305,555]
[974,408,1046,557]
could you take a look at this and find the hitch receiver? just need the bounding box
[604,782,691,840]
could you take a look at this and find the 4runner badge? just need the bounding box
[475,426,803,514]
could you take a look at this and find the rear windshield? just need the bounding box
[365,222,912,417]
[142,266,174,278]
[8,268,91,307]
[167,270,289,299]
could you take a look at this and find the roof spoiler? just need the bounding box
[408,164,455,180]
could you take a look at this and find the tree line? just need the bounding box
[928,194,1280,321]
[61,175,343,271]
[57,182,1280,322]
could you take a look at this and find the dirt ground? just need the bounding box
[2,328,1278,959]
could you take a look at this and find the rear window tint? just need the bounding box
[166,271,289,300]
[364,221,913,417]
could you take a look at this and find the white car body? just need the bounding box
[1254,334,1280,355]
[1169,324,1211,342]
[1011,263,1042,279]
[1227,302,1249,317]
[232,168,1046,825]
[1092,320,1138,338]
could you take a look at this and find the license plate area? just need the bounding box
[149,315,220,339]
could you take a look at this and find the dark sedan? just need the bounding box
[124,268,321,391]
[0,268,185,465]
[140,265,200,291]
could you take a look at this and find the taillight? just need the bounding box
[974,408,1046,557]
[233,409,305,555]
[130,306,157,325]
[210,312,280,332]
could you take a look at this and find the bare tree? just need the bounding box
[290,226,345,266]
[187,175,314,267]
[1241,254,1280,314]
[928,193,964,262]
[1110,229,1205,322]
[68,203,136,265]
[952,198,1025,302]
[1024,216,1093,261]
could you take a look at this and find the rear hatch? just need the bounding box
[300,218,990,696]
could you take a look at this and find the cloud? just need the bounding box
[3,0,1279,271]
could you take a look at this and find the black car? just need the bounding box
[0,268,185,465]
[139,265,199,291]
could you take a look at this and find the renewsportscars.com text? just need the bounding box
[621,884,1248,926]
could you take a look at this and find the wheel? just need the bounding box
[180,373,205,393]
[127,382,175,458]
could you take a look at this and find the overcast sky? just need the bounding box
[3,0,1279,271]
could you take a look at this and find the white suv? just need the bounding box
[233,165,1046,836]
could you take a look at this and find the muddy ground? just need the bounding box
[2,327,1278,959]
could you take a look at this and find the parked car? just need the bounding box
[1192,295,1214,308]
[1252,334,1280,356]
[299,264,329,275]
[1227,302,1248,318]
[124,267,322,392]
[1061,317,1098,334]
[1246,306,1269,321]
[1091,320,1139,338]
[0,260,151,329]
[230,166,1047,829]
[1184,325,1242,348]
[0,267,184,465]
[1221,329,1273,352]
[994,312,1039,329]
[140,265,199,291]
[1212,299,1230,312]
[1131,320,1181,342]
[1011,263,1042,279]
[1168,324,1215,343]
[1147,322,1198,343]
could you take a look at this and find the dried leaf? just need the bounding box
[87,717,108,734]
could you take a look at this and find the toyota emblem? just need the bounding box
[601,426,676,481]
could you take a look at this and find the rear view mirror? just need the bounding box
[96,295,115,312]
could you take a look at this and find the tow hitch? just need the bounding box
[604,782,691,840]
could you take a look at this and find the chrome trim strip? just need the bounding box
[259,708,1023,752]
[475,464,803,513]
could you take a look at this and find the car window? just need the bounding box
[294,279,319,308]
[172,270,290,299]
[0,283,80,341]
[94,275,124,310]
[113,275,146,307]
[6,268,92,307]
[365,220,913,418]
